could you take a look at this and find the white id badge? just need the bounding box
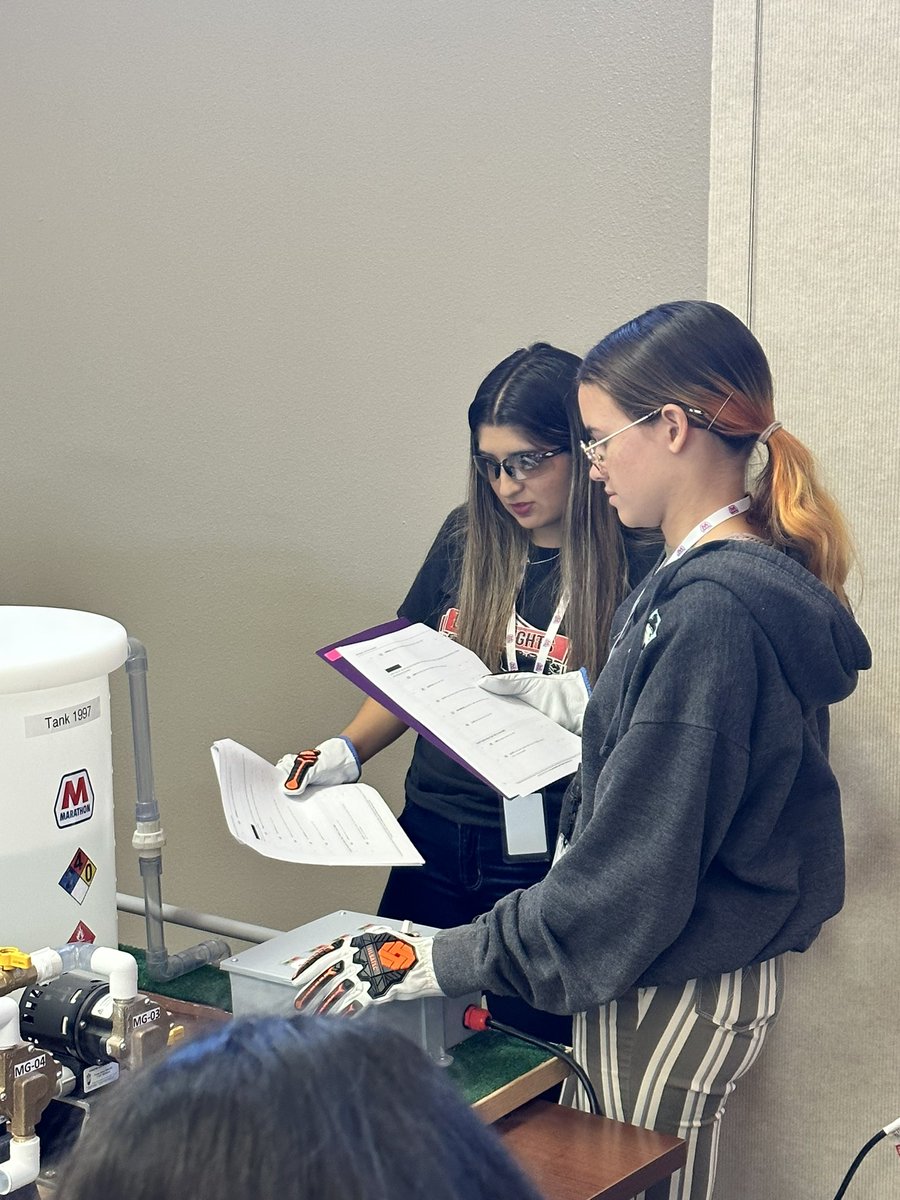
[501,792,549,862]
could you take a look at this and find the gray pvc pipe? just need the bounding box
[124,638,159,825]
[125,637,231,980]
[116,891,283,944]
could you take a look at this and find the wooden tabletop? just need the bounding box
[496,1098,686,1200]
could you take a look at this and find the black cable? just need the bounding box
[831,1129,885,1200]
[480,1016,600,1116]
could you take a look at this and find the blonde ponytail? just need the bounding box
[750,428,857,607]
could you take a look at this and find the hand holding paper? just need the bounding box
[211,738,422,867]
[478,668,592,735]
[275,736,361,797]
[317,621,582,798]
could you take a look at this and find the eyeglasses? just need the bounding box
[580,410,662,468]
[472,447,569,482]
[580,403,707,467]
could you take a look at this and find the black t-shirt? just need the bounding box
[397,507,659,828]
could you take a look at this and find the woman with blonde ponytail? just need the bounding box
[436,301,870,1199]
[292,303,872,1200]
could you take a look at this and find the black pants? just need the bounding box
[378,801,571,1046]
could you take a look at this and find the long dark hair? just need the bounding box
[57,1015,545,1200]
[455,343,630,678]
[579,301,855,604]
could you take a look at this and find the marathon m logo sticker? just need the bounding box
[54,769,95,829]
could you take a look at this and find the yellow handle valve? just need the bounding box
[0,948,32,970]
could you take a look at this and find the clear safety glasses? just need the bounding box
[580,410,662,468]
[472,447,569,482]
[580,403,709,468]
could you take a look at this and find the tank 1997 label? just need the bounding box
[25,697,101,737]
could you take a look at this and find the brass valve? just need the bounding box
[0,1042,62,1138]
[107,995,171,1071]
[0,949,31,971]
[0,948,37,998]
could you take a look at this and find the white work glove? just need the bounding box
[276,736,360,797]
[478,667,591,735]
[291,925,443,1016]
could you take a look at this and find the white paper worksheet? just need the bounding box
[210,738,424,866]
[328,623,582,798]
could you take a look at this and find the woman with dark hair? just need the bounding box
[278,343,658,1042]
[56,1015,546,1200]
[291,303,871,1200]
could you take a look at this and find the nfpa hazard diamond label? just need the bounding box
[54,768,95,828]
[59,847,97,905]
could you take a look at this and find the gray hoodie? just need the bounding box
[433,540,872,1014]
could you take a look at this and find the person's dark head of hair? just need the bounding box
[57,1014,545,1200]
[456,340,630,677]
[467,342,581,452]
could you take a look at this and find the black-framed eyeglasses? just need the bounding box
[472,447,569,482]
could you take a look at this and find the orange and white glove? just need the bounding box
[275,736,360,798]
[478,667,591,735]
[291,925,442,1016]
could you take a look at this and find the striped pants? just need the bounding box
[560,957,783,1200]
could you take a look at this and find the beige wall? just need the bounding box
[4,4,892,1195]
[709,3,900,1198]
[0,1,712,950]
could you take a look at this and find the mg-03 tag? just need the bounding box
[501,792,549,862]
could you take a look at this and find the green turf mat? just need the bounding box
[120,944,233,1011]
[446,1030,556,1104]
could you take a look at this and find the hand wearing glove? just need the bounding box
[291,925,443,1017]
[478,667,591,735]
[276,735,361,798]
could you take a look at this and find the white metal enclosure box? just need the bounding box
[220,911,480,1063]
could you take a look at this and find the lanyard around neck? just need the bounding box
[659,496,752,571]
[608,496,751,658]
[505,591,569,674]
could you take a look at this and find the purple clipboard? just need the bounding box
[316,619,498,792]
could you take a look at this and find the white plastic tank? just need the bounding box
[0,607,128,954]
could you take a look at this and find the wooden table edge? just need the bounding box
[496,1099,687,1200]
[472,1055,570,1123]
